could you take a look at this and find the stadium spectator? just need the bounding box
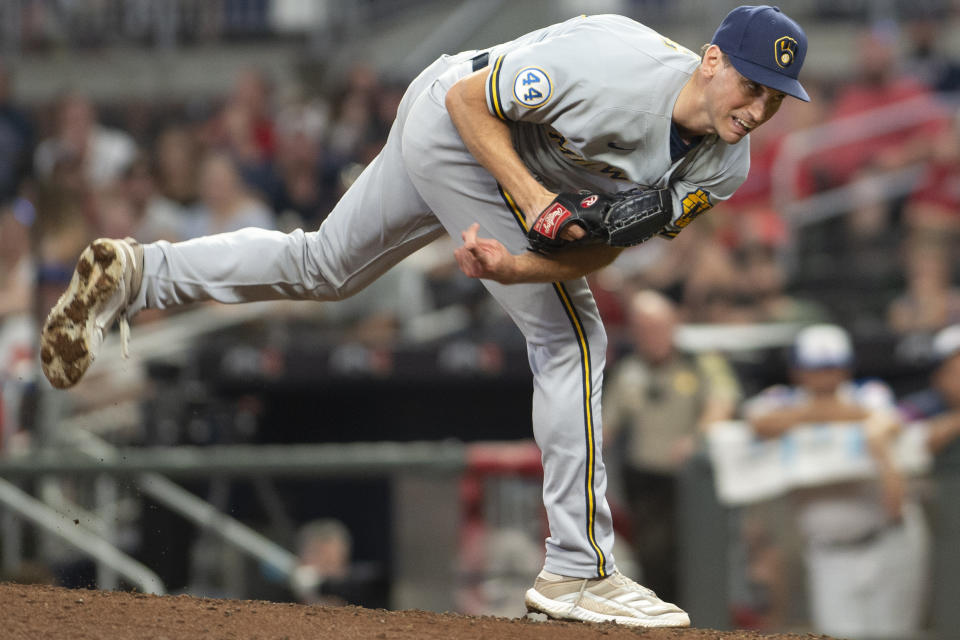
[0,198,34,319]
[678,211,830,326]
[325,64,386,169]
[0,61,35,202]
[732,241,831,325]
[318,256,433,347]
[202,98,274,202]
[820,25,950,284]
[594,222,699,311]
[182,151,275,238]
[602,289,741,602]
[904,9,960,93]
[898,323,960,639]
[901,109,960,240]
[34,90,137,188]
[228,67,277,160]
[886,232,960,335]
[265,96,335,230]
[743,324,929,639]
[401,235,489,330]
[154,123,202,209]
[679,230,745,323]
[33,185,95,300]
[326,89,376,167]
[0,199,35,453]
[91,184,138,241]
[678,79,828,326]
[815,24,946,190]
[899,324,960,459]
[289,518,382,607]
[119,153,190,243]
[200,67,276,169]
[290,518,352,606]
[797,24,948,298]
[366,81,405,161]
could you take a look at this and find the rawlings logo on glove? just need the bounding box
[531,202,575,240]
[527,188,673,253]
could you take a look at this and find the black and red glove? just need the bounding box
[527,188,673,253]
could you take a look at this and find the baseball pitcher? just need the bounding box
[40,5,809,627]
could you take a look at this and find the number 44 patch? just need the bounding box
[513,67,552,108]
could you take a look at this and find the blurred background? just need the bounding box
[1,0,960,638]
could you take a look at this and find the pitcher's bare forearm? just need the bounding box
[455,223,623,284]
[447,70,622,283]
[446,69,555,217]
[506,244,624,283]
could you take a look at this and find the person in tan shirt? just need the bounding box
[603,289,741,602]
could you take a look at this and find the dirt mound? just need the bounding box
[0,582,833,640]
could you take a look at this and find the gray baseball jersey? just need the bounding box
[484,14,750,237]
[130,15,751,580]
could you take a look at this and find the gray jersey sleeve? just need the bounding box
[484,27,600,131]
[483,15,695,143]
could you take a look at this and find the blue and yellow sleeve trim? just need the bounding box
[487,55,507,121]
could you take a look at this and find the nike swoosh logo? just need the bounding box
[607,141,636,152]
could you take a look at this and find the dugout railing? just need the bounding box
[3,428,955,637]
[0,432,478,610]
[0,475,165,594]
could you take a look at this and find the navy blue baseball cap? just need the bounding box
[711,5,810,102]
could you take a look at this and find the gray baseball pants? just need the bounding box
[130,52,616,579]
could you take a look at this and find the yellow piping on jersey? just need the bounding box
[489,55,507,120]
[500,188,526,229]
[552,280,606,577]
[498,186,608,577]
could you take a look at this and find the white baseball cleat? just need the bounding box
[524,569,691,628]
[40,238,143,389]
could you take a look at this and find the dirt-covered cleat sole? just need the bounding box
[39,238,137,389]
[524,570,691,628]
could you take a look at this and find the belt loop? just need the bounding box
[471,51,490,72]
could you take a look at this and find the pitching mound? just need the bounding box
[0,582,833,639]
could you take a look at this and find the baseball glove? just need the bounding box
[527,188,673,253]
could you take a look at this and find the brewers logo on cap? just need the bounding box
[711,6,809,101]
[774,36,798,69]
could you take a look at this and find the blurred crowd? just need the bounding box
[1,20,958,357]
[2,10,960,639]
[0,19,959,340]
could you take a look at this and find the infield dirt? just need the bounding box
[0,582,836,640]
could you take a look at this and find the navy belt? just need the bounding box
[471,51,489,71]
